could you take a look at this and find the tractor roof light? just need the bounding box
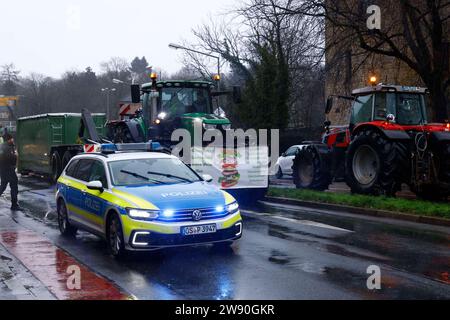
[213,74,221,81]
[369,76,378,86]
[150,72,158,80]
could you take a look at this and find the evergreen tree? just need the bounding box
[237,46,290,130]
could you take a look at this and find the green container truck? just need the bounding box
[16,113,106,181]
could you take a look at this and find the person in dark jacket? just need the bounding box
[0,133,21,211]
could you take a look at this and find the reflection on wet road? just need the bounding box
[0,176,449,300]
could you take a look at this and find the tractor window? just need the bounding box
[350,94,374,125]
[160,87,211,116]
[387,93,426,125]
[374,93,397,121]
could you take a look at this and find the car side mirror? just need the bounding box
[281,152,287,157]
[87,181,104,192]
[325,97,333,114]
[131,84,141,104]
[202,174,213,183]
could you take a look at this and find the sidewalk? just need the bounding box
[0,193,55,300]
[0,242,55,300]
[0,195,132,300]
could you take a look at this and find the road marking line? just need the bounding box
[242,210,353,233]
[272,216,353,232]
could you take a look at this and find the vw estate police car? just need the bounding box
[56,144,243,257]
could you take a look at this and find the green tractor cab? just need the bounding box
[106,80,232,147]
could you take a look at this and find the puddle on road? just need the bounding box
[257,202,450,286]
[268,249,327,275]
[13,187,59,227]
[269,250,290,265]
[323,266,450,299]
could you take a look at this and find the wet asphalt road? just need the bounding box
[1,176,449,300]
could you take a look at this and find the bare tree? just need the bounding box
[19,73,56,116]
[181,0,325,129]
[100,57,131,81]
[276,0,450,121]
[1,63,21,95]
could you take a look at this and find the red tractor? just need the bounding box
[293,84,450,200]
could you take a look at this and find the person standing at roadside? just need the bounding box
[0,133,21,211]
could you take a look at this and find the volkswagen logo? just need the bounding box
[192,210,203,221]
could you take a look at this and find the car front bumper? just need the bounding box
[121,212,243,250]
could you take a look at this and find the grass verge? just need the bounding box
[267,188,450,220]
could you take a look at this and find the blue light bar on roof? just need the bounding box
[100,141,162,154]
[100,144,117,154]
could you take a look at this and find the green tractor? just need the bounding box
[106,77,235,147]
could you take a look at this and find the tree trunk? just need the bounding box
[427,77,449,122]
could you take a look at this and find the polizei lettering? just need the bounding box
[175,304,209,318]
[161,191,209,198]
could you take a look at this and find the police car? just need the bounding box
[56,143,243,258]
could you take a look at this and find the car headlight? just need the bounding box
[226,202,239,214]
[222,124,231,130]
[203,123,217,130]
[127,208,159,220]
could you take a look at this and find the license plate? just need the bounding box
[182,224,217,236]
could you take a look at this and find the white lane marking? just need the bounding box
[242,210,353,233]
[273,216,353,232]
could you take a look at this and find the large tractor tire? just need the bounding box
[345,129,407,196]
[293,146,332,191]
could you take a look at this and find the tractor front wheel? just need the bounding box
[346,130,405,196]
[293,146,332,191]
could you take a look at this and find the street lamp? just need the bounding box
[168,43,221,87]
[101,88,116,120]
[112,79,129,85]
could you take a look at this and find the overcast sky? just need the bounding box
[0,0,235,78]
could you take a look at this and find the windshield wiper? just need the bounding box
[120,170,163,184]
[147,171,195,183]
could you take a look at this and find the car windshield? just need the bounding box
[160,87,211,116]
[108,158,201,186]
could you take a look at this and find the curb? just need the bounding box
[264,196,450,227]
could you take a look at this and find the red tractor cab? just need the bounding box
[293,84,450,199]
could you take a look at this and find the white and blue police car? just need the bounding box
[56,143,243,258]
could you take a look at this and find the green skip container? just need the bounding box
[16,113,106,180]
